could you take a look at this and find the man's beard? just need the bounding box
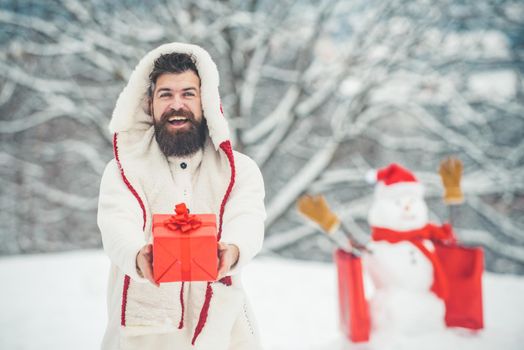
[153,108,207,157]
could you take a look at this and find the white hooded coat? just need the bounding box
[97,43,266,350]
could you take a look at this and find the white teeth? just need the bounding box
[168,116,187,122]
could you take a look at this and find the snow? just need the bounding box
[339,77,363,97]
[1,250,524,350]
[441,30,511,59]
[468,70,517,102]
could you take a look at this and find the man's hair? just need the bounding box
[147,53,199,98]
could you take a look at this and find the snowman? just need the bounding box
[363,163,453,336]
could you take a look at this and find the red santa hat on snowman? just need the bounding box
[366,163,424,199]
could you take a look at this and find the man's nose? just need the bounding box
[169,97,185,110]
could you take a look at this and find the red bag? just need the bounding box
[434,243,484,330]
[334,249,370,342]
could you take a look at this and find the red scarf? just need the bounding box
[371,223,456,300]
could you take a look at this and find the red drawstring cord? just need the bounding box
[178,282,185,329]
[114,133,147,326]
[191,141,236,345]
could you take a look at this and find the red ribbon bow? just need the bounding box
[164,203,202,233]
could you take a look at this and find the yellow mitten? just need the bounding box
[297,195,340,233]
[439,157,464,205]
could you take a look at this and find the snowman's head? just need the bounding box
[367,164,428,231]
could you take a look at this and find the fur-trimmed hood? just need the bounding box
[109,42,230,151]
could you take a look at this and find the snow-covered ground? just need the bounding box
[1,250,523,350]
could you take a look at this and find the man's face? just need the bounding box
[151,71,206,157]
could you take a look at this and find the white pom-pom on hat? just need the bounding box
[366,169,378,184]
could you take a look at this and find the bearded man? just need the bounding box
[97,43,266,350]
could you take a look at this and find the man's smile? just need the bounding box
[167,115,190,129]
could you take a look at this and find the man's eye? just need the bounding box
[159,93,171,98]
[184,92,195,97]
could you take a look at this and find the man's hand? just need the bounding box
[136,244,159,287]
[217,242,239,280]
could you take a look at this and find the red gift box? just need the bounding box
[334,249,370,343]
[152,203,218,283]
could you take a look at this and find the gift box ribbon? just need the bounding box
[161,203,202,233]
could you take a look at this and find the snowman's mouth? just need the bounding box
[401,213,416,221]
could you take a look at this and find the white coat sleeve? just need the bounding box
[220,153,266,275]
[97,160,148,282]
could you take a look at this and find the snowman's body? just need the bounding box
[365,241,446,334]
[363,176,446,335]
